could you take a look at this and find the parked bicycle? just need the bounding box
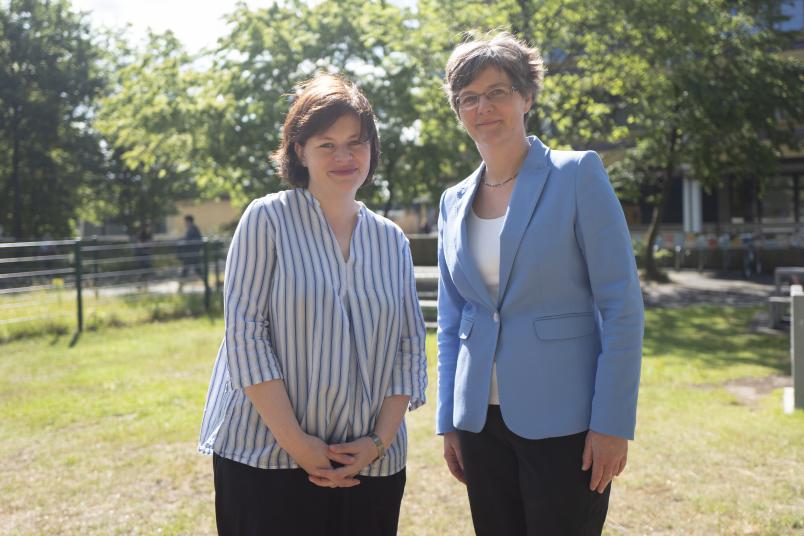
[740,233,762,279]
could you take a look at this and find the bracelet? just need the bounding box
[368,433,386,461]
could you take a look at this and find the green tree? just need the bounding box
[0,0,104,239]
[404,0,625,204]
[200,0,490,214]
[94,30,203,234]
[406,1,803,284]
[197,0,366,204]
[551,0,804,280]
[391,0,514,206]
[194,1,311,205]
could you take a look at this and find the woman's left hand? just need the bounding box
[582,430,628,494]
[310,437,379,486]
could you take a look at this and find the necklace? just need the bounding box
[481,168,517,188]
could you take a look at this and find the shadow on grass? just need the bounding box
[643,287,766,308]
[49,332,65,346]
[644,306,789,374]
[69,332,81,347]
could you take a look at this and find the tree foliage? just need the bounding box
[565,0,804,279]
[2,0,802,253]
[200,0,446,209]
[93,30,202,234]
[0,0,104,239]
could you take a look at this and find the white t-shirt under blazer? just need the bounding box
[466,208,505,405]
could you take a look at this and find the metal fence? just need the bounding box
[0,237,227,336]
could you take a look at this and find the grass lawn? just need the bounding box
[0,287,216,343]
[0,307,802,535]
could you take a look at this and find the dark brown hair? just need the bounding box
[444,31,545,115]
[272,73,380,188]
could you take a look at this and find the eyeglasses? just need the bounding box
[455,86,519,111]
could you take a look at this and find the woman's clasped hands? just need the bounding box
[288,433,381,488]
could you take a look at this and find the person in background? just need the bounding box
[179,214,203,285]
[199,73,427,536]
[436,31,644,535]
[183,214,202,243]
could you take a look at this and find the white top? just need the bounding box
[467,207,505,405]
[198,189,427,476]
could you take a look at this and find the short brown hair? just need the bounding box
[272,73,380,188]
[444,31,545,115]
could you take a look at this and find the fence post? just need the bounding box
[213,239,222,291]
[92,236,99,299]
[74,238,83,332]
[203,238,210,312]
[790,286,804,412]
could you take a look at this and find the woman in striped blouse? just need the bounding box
[199,73,428,535]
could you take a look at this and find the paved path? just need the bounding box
[640,270,773,308]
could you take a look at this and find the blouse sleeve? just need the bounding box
[222,198,283,389]
[387,237,428,411]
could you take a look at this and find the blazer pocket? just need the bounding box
[458,316,475,340]
[533,313,595,341]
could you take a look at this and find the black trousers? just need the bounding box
[457,406,610,536]
[213,453,405,536]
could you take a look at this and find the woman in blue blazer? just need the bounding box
[436,32,644,535]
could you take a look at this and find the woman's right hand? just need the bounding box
[243,381,358,488]
[286,433,360,488]
[443,431,466,484]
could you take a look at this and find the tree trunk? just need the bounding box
[642,171,675,282]
[643,124,680,282]
[512,0,532,41]
[122,169,135,236]
[382,159,397,218]
[11,109,23,239]
[383,183,394,218]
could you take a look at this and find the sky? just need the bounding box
[71,0,417,54]
[71,0,285,53]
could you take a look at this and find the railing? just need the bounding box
[0,237,228,339]
[637,230,804,275]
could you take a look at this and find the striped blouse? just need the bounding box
[198,188,427,477]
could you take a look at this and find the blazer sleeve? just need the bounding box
[574,152,644,440]
[388,237,428,411]
[436,190,467,435]
[222,199,284,389]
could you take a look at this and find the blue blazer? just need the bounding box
[436,136,644,440]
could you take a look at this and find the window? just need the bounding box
[761,175,796,223]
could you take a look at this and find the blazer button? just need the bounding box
[493,312,500,323]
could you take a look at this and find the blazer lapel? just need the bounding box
[454,165,497,310]
[498,137,551,304]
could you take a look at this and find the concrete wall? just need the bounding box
[409,234,437,266]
